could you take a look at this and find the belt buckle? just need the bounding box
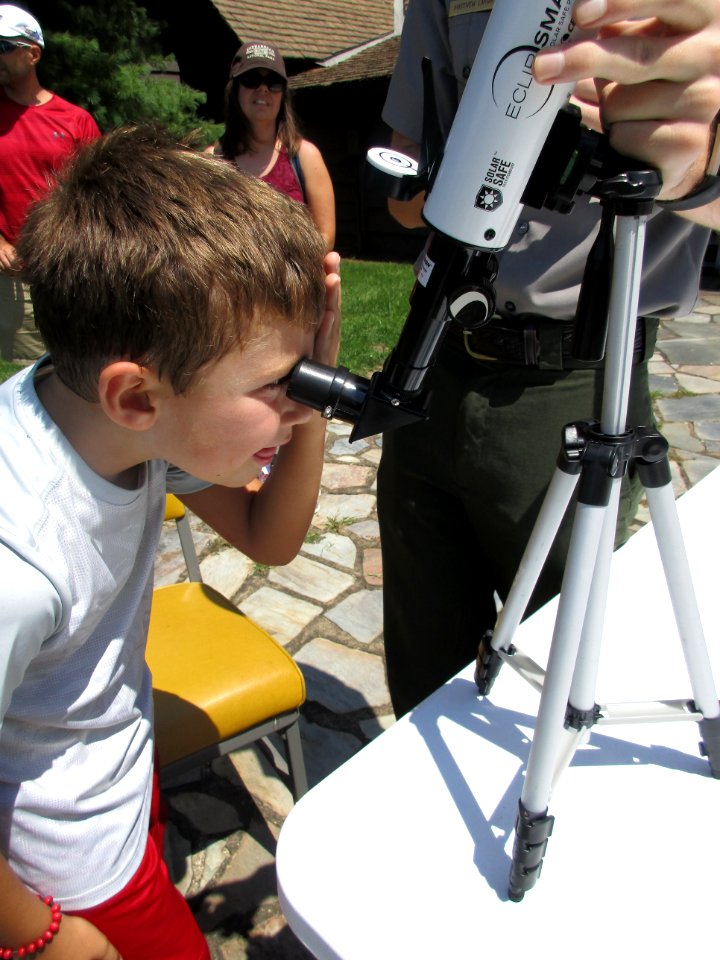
[462,329,499,361]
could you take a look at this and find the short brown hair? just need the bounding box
[18,124,326,401]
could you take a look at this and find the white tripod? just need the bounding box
[475,174,720,901]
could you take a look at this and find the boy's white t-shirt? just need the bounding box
[0,360,210,908]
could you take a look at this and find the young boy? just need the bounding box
[0,125,340,959]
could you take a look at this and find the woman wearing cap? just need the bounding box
[210,40,336,251]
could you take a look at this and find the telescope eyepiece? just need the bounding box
[287,359,370,424]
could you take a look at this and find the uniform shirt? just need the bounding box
[383,0,710,319]
[0,90,100,245]
[0,360,208,908]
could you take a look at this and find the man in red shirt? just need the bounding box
[0,5,100,361]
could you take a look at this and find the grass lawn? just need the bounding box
[0,359,22,383]
[338,258,415,377]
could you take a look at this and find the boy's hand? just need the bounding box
[0,237,19,274]
[534,0,720,202]
[312,252,341,367]
[47,915,123,960]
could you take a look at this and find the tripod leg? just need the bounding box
[476,465,579,693]
[538,205,649,786]
[494,466,579,650]
[641,467,720,776]
[521,503,608,810]
[509,498,610,900]
[568,481,620,707]
[552,479,623,782]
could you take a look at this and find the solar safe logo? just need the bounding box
[475,185,503,211]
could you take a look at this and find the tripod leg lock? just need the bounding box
[634,427,671,488]
[508,800,554,902]
[475,630,514,695]
[697,708,720,779]
[565,702,601,731]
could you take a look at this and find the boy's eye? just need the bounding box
[263,370,293,392]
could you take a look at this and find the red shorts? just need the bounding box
[69,766,210,960]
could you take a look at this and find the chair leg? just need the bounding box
[283,720,309,800]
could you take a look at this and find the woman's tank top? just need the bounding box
[261,145,304,204]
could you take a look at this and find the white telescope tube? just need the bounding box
[423,0,576,249]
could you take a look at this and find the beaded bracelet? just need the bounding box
[0,895,62,958]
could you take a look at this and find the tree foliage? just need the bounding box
[27,0,222,144]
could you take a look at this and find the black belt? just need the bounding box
[445,315,652,371]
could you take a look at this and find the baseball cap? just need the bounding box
[230,41,286,81]
[0,5,44,47]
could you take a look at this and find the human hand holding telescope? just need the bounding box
[542,0,720,215]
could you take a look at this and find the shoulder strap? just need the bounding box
[290,149,306,198]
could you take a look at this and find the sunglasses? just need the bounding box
[0,39,31,53]
[237,70,285,93]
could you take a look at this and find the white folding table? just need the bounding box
[277,468,720,960]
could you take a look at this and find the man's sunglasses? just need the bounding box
[237,70,285,93]
[0,39,32,53]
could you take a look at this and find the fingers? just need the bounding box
[532,0,720,198]
[570,81,603,133]
[322,254,341,328]
[598,77,719,126]
[315,253,341,367]
[535,33,718,86]
[534,0,720,86]
[573,0,718,34]
[0,241,18,273]
[322,252,341,317]
[323,250,341,279]
[313,311,340,367]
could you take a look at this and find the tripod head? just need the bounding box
[286,0,658,441]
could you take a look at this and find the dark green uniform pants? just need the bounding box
[377,326,657,718]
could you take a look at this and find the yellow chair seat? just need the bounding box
[146,495,309,798]
[147,581,306,767]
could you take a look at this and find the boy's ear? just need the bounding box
[97,362,162,431]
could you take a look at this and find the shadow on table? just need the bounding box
[410,673,708,899]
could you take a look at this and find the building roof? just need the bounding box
[290,35,400,88]
[211,0,395,60]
